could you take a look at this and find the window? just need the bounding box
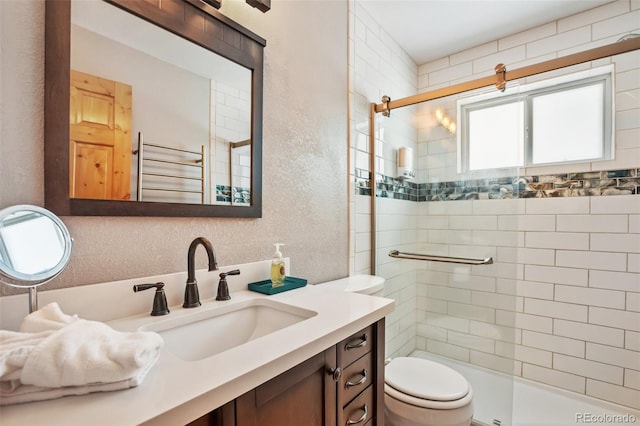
[457,66,613,172]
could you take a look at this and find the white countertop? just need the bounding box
[0,279,394,426]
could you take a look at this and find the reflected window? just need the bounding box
[0,213,65,274]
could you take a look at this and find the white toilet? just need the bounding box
[384,357,473,426]
[321,275,474,426]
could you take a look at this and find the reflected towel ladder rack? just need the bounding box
[134,132,205,203]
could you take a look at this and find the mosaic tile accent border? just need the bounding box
[354,168,639,202]
[215,185,251,205]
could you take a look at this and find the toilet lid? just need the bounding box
[385,357,470,402]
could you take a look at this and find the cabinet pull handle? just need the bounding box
[329,367,342,382]
[345,369,367,388]
[346,404,368,425]
[345,334,367,351]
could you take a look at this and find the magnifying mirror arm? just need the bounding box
[29,287,38,313]
[25,272,68,313]
[27,276,62,313]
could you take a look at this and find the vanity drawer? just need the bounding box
[343,385,373,426]
[341,351,372,406]
[339,324,373,367]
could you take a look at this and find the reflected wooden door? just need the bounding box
[69,70,132,200]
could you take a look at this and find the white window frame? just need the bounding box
[457,65,614,173]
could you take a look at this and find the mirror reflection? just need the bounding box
[0,205,73,286]
[70,0,252,206]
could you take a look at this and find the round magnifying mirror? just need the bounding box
[0,205,73,294]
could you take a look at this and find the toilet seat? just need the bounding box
[385,357,472,410]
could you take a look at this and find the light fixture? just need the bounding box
[434,108,456,134]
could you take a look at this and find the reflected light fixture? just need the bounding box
[435,108,457,134]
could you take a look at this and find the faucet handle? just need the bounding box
[216,269,240,301]
[221,269,241,278]
[133,282,170,316]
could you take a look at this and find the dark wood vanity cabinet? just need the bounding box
[188,319,385,426]
[235,348,337,426]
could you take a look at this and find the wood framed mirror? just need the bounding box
[44,0,264,217]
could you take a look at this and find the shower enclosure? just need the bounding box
[364,89,523,424]
[349,1,640,425]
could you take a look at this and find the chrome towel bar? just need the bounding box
[389,250,493,265]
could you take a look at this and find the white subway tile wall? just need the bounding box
[350,0,640,410]
[211,80,252,203]
[349,0,420,361]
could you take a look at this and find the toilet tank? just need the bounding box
[317,274,385,297]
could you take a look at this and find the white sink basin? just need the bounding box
[141,298,317,361]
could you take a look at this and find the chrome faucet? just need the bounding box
[183,237,218,308]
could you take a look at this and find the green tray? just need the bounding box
[248,276,308,295]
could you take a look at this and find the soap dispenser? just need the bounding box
[270,243,286,287]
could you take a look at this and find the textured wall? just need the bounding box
[0,0,349,294]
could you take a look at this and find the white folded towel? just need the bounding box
[0,302,163,405]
